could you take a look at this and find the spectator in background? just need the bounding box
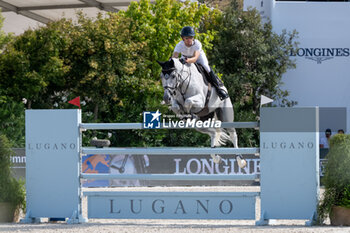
[320,128,332,148]
[338,129,345,134]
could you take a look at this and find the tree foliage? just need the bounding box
[0,100,25,147]
[0,11,25,146]
[0,0,220,147]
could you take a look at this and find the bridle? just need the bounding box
[162,64,191,99]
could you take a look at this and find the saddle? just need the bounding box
[194,63,210,86]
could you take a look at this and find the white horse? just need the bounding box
[158,58,247,168]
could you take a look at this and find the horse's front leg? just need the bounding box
[210,133,222,164]
[170,98,184,116]
[183,94,204,114]
[218,99,248,169]
[228,128,247,169]
[196,127,222,164]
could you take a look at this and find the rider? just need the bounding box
[172,26,229,100]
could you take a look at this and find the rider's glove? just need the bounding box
[179,57,187,64]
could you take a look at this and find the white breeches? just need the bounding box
[197,53,211,73]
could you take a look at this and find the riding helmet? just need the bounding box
[181,26,195,37]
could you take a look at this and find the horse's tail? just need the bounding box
[215,129,231,146]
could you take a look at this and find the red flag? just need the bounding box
[68,96,81,109]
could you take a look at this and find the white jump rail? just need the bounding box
[81,174,259,180]
[82,147,260,155]
[79,122,259,130]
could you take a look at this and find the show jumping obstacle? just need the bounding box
[22,107,320,225]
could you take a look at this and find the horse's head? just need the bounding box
[157,58,182,105]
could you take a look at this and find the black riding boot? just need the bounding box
[208,71,229,100]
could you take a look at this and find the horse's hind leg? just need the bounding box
[217,101,247,168]
[210,129,223,164]
[195,127,222,164]
[229,126,239,148]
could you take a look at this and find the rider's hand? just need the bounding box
[179,57,187,64]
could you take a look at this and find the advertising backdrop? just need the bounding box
[244,0,350,132]
[11,151,328,186]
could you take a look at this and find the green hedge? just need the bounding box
[0,134,26,211]
[318,134,350,224]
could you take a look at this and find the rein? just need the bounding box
[177,65,191,96]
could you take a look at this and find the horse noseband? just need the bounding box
[164,86,176,97]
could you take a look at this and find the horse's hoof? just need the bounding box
[236,155,247,168]
[211,154,221,164]
[90,138,111,148]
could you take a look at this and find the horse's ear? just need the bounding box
[169,58,175,67]
[157,61,166,68]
